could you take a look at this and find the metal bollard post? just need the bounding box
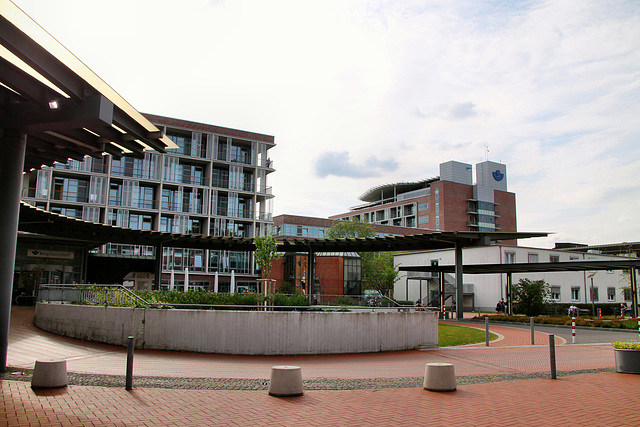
[125,336,134,390]
[549,334,556,379]
[485,317,489,346]
[530,317,535,345]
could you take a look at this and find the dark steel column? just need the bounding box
[631,267,638,319]
[439,271,445,311]
[0,129,27,372]
[455,244,463,319]
[506,272,513,315]
[307,247,315,303]
[154,243,163,291]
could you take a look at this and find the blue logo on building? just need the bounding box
[492,170,504,181]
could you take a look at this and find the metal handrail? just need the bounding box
[36,285,434,312]
[38,284,152,307]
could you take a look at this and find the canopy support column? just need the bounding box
[631,267,638,319]
[307,247,315,303]
[155,242,163,291]
[455,244,463,319]
[506,272,513,315]
[439,271,445,311]
[0,129,27,372]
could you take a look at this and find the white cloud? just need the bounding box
[13,0,640,247]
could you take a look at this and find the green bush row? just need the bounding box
[542,302,630,317]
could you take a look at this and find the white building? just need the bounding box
[394,245,633,312]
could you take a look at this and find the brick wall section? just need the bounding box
[267,259,286,286]
[268,256,345,295]
[436,181,474,231]
[143,113,275,144]
[495,190,517,232]
[315,257,344,295]
[495,190,517,244]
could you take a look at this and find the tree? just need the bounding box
[254,235,282,279]
[326,219,376,239]
[361,252,400,297]
[512,278,550,316]
[326,219,400,296]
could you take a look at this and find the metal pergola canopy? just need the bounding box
[276,231,548,253]
[18,202,256,251]
[19,202,549,253]
[400,259,640,274]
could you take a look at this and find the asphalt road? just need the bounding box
[482,320,640,345]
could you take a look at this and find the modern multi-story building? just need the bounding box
[329,160,516,236]
[20,114,275,292]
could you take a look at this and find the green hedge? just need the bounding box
[542,302,628,317]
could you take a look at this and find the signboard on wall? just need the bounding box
[27,249,74,260]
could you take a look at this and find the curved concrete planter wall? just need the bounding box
[33,303,438,355]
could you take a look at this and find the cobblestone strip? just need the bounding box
[1,368,614,390]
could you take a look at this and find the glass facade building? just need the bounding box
[21,114,275,290]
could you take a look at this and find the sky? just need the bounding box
[12,0,640,249]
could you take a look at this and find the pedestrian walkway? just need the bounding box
[2,307,638,426]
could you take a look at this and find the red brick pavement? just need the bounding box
[7,308,596,381]
[2,372,639,426]
[3,307,638,426]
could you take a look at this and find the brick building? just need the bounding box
[329,160,517,237]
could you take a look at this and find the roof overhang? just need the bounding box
[358,177,439,203]
[0,0,178,171]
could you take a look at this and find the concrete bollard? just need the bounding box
[268,366,303,397]
[423,363,456,392]
[31,359,68,389]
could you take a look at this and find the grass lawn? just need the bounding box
[439,323,498,347]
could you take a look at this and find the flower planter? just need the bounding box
[614,349,640,374]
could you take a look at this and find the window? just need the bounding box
[418,202,429,211]
[138,186,155,210]
[505,252,515,264]
[550,286,561,301]
[550,255,559,263]
[528,253,539,263]
[607,287,616,301]
[418,215,429,224]
[571,287,580,301]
